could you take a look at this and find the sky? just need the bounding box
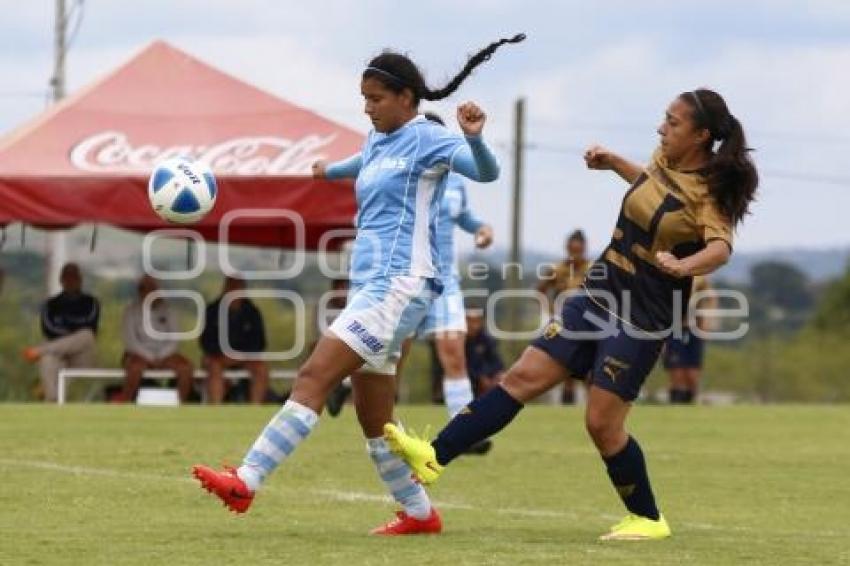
[0,0,848,259]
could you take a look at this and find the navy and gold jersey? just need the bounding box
[549,259,590,294]
[584,148,732,332]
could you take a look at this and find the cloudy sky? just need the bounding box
[1,0,848,258]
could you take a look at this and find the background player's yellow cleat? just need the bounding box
[383,423,443,484]
[598,514,671,541]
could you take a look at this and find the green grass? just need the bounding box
[1,404,848,565]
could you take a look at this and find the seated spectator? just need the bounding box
[23,263,99,402]
[121,275,193,402]
[464,308,504,396]
[200,276,269,404]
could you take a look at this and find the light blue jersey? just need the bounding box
[326,115,498,286]
[437,173,484,277]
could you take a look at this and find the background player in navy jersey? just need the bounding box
[664,275,717,403]
[193,35,524,535]
[537,229,591,404]
[386,88,758,541]
[414,111,494,427]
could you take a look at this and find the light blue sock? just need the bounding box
[367,437,432,520]
[237,400,318,491]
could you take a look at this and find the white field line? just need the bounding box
[0,458,572,520]
[0,458,843,539]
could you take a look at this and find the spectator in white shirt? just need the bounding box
[121,275,193,401]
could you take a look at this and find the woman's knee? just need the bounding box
[436,336,466,376]
[501,364,542,402]
[294,358,338,399]
[123,354,147,372]
[501,347,568,402]
[295,361,320,386]
[584,409,608,440]
[584,409,626,455]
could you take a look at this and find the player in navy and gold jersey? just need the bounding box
[385,88,758,541]
[538,230,591,316]
[537,229,591,403]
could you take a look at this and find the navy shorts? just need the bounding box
[662,329,704,369]
[531,294,663,402]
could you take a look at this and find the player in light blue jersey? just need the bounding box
[325,112,497,455]
[193,34,525,536]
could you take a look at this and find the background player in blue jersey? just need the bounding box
[386,88,758,541]
[193,34,524,536]
[418,111,494,448]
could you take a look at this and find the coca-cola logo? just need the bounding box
[69,130,339,175]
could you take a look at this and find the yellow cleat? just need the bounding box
[383,423,443,485]
[599,514,671,541]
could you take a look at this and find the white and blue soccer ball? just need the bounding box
[148,158,217,224]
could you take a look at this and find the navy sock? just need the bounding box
[432,386,523,465]
[669,389,693,404]
[603,436,660,520]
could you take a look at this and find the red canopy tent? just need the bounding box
[0,40,362,249]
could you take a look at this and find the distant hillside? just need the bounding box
[462,246,850,285]
[3,223,848,286]
[712,248,850,284]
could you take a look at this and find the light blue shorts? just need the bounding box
[416,275,467,338]
[329,275,434,375]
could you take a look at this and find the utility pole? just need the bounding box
[507,97,526,329]
[46,0,67,295]
[51,0,67,102]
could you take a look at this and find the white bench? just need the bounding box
[56,368,298,405]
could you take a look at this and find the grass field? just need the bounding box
[1,404,849,565]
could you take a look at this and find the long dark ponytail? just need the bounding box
[681,89,759,226]
[363,34,526,104]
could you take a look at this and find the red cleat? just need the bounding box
[370,508,442,535]
[192,465,255,514]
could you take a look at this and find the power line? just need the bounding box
[65,0,85,50]
[502,140,850,188]
[0,91,46,99]
[526,116,850,147]
[760,169,850,188]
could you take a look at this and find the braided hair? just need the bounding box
[363,34,526,104]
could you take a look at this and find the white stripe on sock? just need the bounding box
[367,437,431,520]
[237,400,318,492]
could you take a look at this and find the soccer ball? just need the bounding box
[148,158,217,224]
